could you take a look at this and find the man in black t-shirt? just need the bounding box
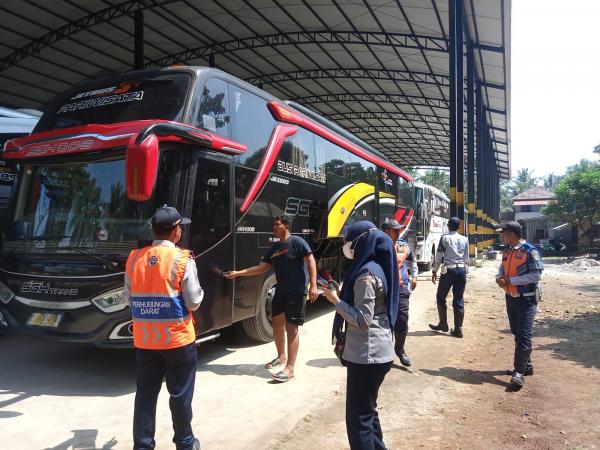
[225,215,318,382]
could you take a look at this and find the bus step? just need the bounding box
[195,333,220,345]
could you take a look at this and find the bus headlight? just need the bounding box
[0,280,15,304]
[91,289,128,313]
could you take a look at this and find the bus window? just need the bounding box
[316,135,350,178]
[279,127,316,171]
[197,78,230,138]
[349,157,377,185]
[189,159,230,254]
[229,85,276,169]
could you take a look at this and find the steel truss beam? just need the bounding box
[296,93,448,109]
[245,68,449,88]
[326,111,449,126]
[364,137,446,148]
[346,125,449,138]
[148,30,449,67]
[0,0,181,73]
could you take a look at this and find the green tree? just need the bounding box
[566,158,599,175]
[500,179,514,212]
[513,168,538,195]
[542,173,563,191]
[542,168,600,247]
[418,168,449,194]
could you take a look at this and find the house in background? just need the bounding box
[512,187,559,243]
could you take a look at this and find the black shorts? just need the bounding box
[272,293,306,326]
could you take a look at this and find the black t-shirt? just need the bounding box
[262,235,312,297]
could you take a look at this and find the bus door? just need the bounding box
[186,153,234,334]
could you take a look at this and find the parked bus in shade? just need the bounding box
[413,182,450,271]
[0,67,414,347]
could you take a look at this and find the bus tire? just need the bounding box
[242,274,276,343]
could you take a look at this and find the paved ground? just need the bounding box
[1,259,599,449]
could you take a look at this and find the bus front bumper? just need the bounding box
[0,300,134,348]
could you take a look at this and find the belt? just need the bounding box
[507,291,536,298]
[444,263,465,269]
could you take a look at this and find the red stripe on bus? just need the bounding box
[267,101,414,182]
[240,124,298,213]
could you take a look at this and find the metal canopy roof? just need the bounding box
[0,0,510,178]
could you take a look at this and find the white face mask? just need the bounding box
[342,229,374,260]
[342,241,355,259]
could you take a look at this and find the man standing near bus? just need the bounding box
[125,205,203,450]
[381,218,417,366]
[495,221,543,389]
[429,217,469,338]
[225,215,318,382]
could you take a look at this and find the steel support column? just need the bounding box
[476,83,484,256]
[466,41,476,258]
[134,9,144,70]
[449,0,464,224]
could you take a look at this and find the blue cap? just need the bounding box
[150,205,191,230]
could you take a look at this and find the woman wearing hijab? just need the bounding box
[324,221,400,450]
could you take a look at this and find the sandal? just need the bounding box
[265,357,285,369]
[271,371,295,383]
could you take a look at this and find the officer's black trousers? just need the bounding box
[133,342,197,450]
[436,267,467,310]
[345,361,393,450]
[506,295,537,372]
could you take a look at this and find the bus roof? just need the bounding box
[414,182,450,202]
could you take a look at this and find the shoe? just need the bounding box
[450,309,464,338]
[271,370,295,383]
[193,438,201,450]
[394,332,412,367]
[510,372,524,389]
[399,351,411,367]
[429,305,449,332]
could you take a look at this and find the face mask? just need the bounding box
[342,229,374,260]
[342,241,355,259]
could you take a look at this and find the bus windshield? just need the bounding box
[3,158,156,258]
[34,72,191,132]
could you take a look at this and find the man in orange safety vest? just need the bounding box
[125,205,203,450]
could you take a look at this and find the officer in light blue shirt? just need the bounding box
[429,217,469,338]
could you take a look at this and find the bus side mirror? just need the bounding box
[126,134,159,201]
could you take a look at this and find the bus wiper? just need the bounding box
[61,246,121,272]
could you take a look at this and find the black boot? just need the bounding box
[429,305,449,332]
[450,309,464,338]
[394,332,411,367]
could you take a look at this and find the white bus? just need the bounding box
[413,182,450,270]
[0,107,42,216]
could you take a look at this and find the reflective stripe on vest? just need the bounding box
[501,243,536,296]
[396,242,410,286]
[126,245,195,349]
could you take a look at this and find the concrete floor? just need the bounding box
[0,274,434,450]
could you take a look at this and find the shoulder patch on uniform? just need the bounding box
[148,255,159,267]
[530,249,541,261]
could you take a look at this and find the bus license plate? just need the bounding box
[28,312,63,328]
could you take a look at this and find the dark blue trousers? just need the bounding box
[345,361,393,450]
[133,342,197,450]
[506,295,537,371]
[394,286,411,335]
[436,267,467,310]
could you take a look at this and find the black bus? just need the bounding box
[0,67,414,347]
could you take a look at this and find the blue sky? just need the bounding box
[510,0,600,177]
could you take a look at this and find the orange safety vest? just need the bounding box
[126,245,196,349]
[500,242,538,297]
[395,242,410,286]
